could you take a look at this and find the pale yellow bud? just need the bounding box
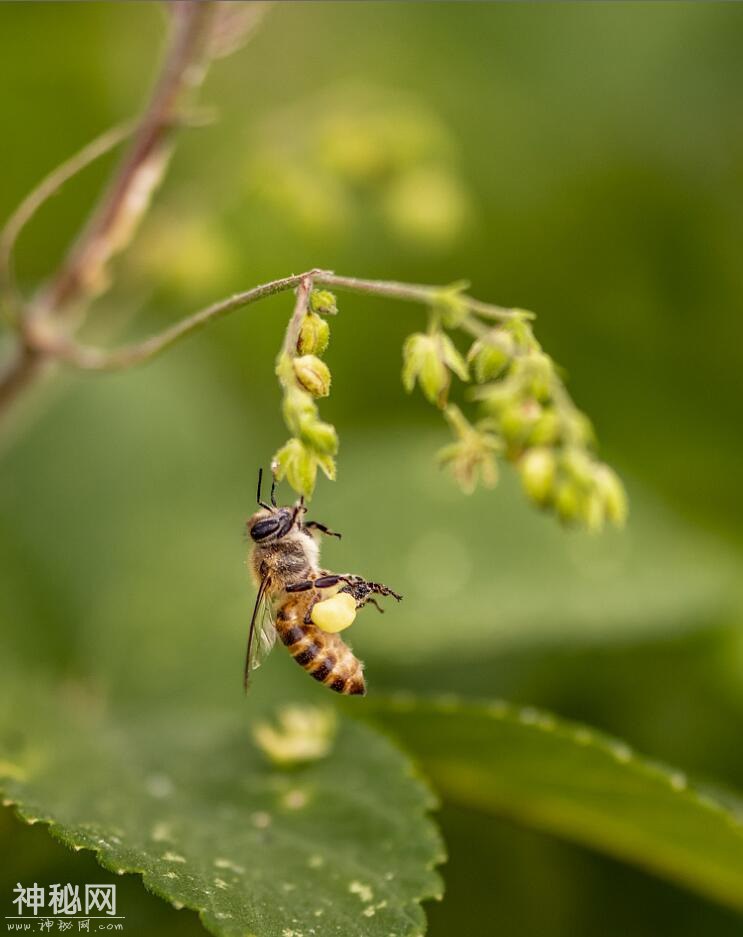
[594,464,628,526]
[309,289,338,316]
[297,312,330,356]
[581,490,605,533]
[293,355,331,398]
[519,447,557,505]
[419,348,449,406]
[561,447,594,487]
[555,480,582,524]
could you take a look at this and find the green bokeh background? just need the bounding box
[2,3,743,935]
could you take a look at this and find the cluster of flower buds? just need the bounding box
[402,288,627,530]
[272,290,338,498]
[467,315,627,529]
[519,447,626,530]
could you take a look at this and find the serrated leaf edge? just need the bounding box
[0,713,446,937]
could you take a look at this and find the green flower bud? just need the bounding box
[286,445,317,498]
[439,333,469,383]
[403,332,468,406]
[594,464,628,526]
[298,417,338,455]
[581,490,605,533]
[402,333,431,393]
[520,351,554,402]
[433,283,470,328]
[437,439,498,494]
[293,355,331,397]
[282,386,317,436]
[499,399,542,444]
[563,410,596,447]
[272,438,318,498]
[316,453,337,481]
[519,447,557,506]
[271,438,302,481]
[468,331,514,383]
[297,312,330,356]
[555,480,582,524]
[504,314,539,352]
[419,345,449,406]
[309,289,338,316]
[472,380,514,415]
[438,406,500,494]
[561,447,594,487]
[529,407,560,446]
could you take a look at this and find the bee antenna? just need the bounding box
[256,467,272,511]
[270,477,278,508]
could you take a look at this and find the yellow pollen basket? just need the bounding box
[311,592,357,633]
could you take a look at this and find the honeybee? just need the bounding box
[244,470,402,696]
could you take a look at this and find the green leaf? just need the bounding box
[0,681,443,937]
[366,695,743,913]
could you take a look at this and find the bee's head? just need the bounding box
[247,506,296,543]
[248,469,304,543]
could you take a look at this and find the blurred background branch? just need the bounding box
[0,0,267,417]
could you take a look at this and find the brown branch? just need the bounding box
[0,345,49,412]
[35,2,216,317]
[0,1,225,418]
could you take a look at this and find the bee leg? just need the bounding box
[313,574,348,588]
[365,580,403,602]
[285,579,314,593]
[305,520,342,539]
[303,592,325,625]
[336,574,403,604]
[364,597,385,614]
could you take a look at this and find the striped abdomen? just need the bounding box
[275,596,366,696]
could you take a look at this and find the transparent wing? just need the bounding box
[243,574,277,691]
[253,596,277,669]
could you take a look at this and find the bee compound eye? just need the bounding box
[250,516,280,542]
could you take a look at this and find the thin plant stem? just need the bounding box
[23,269,520,373]
[281,274,314,358]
